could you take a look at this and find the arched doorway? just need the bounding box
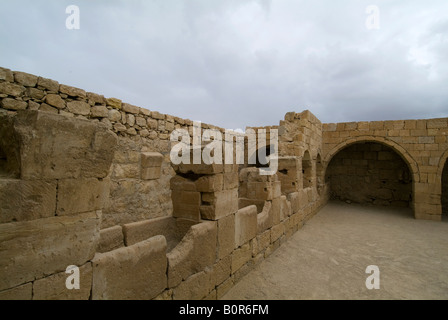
[325,141,412,208]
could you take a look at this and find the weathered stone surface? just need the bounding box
[217,277,234,299]
[0,179,57,223]
[122,103,139,114]
[195,174,223,192]
[97,226,124,253]
[235,205,257,248]
[57,178,110,215]
[87,92,105,104]
[170,175,197,191]
[200,189,238,220]
[92,235,167,300]
[39,103,58,113]
[287,192,300,213]
[59,84,86,98]
[0,82,25,96]
[212,256,231,287]
[108,109,121,122]
[271,221,285,243]
[167,221,217,288]
[123,216,175,247]
[67,101,90,115]
[0,283,32,300]
[1,98,27,110]
[257,201,273,233]
[0,211,100,291]
[33,263,92,300]
[106,97,122,109]
[37,77,59,92]
[91,105,108,118]
[151,111,165,120]
[27,87,45,100]
[14,71,38,87]
[45,94,65,109]
[0,67,14,82]
[217,213,235,259]
[172,271,213,300]
[231,242,251,273]
[13,110,116,179]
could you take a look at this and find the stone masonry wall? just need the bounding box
[326,142,412,207]
[322,119,448,220]
[0,66,447,300]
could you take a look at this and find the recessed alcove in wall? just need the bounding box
[302,150,312,189]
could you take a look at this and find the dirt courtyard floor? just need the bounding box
[222,201,448,300]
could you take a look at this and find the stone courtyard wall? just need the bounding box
[0,66,447,299]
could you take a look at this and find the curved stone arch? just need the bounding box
[436,148,448,214]
[324,136,420,183]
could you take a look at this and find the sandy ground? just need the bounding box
[222,201,448,300]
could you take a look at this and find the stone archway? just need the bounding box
[324,138,416,212]
[437,149,448,219]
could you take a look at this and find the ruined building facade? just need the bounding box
[0,67,447,299]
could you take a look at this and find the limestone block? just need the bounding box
[39,103,57,113]
[223,171,239,190]
[246,181,281,200]
[280,195,292,220]
[195,174,223,192]
[59,84,86,98]
[217,213,235,259]
[97,226,124,253]
[238,198,265,213]
[33,263,92,300]
[86,92,105,105]
[271,222,285,243]
[141,152,163,168]
[45,94,65,109]
[0,82,25,97]
[122,103,139,114]
[173,271,213,300]
[0,283,32,300]
[0,211,100,291]
[0,179,57,223]
[14,72,37,87]
[256,229,271,254]
[67,101,90,115]
[106,97,122,109]
[257,201,273,234]
[91,105,108,118]
[13,111,116,179]
[108,109,121,122]
[151,111,165,120]
[271,197,281,225]
[57,178,110,216]
[0,67,14,82]
[231,243,251,273]
[123,216,175,247]
[112,163,140,178]
[92,235,167,300]
[235,205,257,248]
[167,221,217,288]
[200,189,238,220]
[135,116,146,127]
[212,256,231,287]
[37,77,59,92]
[287,192,300,213]
[217,277,234,299]
[170,175,197,191]
[177,163,223,175]
[1,98,27,110]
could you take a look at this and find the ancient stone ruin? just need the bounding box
[0,66,447,299]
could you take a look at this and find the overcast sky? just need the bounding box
[1,0,447,130]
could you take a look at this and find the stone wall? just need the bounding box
[326,142,412,207]
[443,162,448,215]
[322,118,448,220]
[0,66,447,300]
